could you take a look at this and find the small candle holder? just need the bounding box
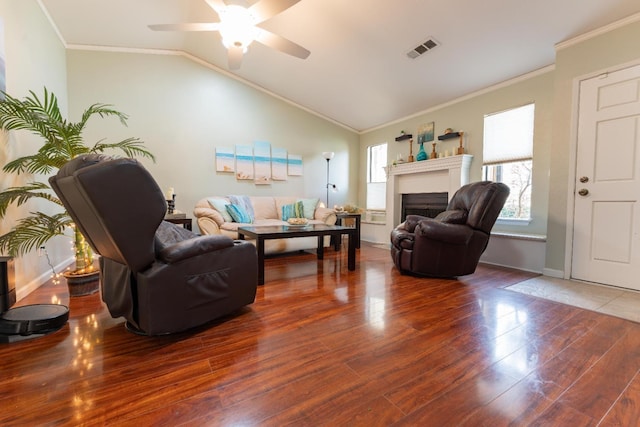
[166,194,176,214]
[430,142,437,159]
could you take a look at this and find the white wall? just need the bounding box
[65,50,360,230]
[0,0,70,299]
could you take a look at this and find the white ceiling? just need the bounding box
[40,0,640,133]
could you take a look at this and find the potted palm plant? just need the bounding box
[0,88,154,296]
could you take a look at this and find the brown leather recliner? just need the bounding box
[390,181,509,278]
[49,154,258,335]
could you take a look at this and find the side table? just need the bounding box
[335,212,361,249]
[164,217,192,231]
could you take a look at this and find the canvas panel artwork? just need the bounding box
[253,141,271,185]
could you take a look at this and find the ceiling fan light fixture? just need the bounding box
[218,5,259,52]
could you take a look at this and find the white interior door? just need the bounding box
[571,63,640,290]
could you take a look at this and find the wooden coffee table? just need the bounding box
[237,224,357,285]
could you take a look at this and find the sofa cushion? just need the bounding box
[250,196,278,220]
[207,197,233,222]
[282,201,304,221]
[221,219,285,232]
[226,203,253,223]
[298,198,319,220]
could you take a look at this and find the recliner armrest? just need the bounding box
[415,219,473,245]
[391,228,415,249]
[159,235,235,264]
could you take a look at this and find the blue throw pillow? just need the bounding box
[228,195,255,222]
[282,201,304,221]
[226,203,253,223]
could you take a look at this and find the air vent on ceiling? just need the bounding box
[406,38,439,59]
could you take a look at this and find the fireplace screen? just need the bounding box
[401,192,448,222]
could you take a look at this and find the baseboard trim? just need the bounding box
[480,261,543,274]
[17,256,75,301]
[542,268,564,279]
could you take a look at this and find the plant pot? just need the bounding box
[63,270,100,297]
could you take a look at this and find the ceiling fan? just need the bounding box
[148,0,310,70]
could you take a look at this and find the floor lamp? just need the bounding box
[323,152,337,207]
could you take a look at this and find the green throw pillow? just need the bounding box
[226,203,253,223]
[207,198,233,222]
[297,198,319,220]
[282,201,304,221]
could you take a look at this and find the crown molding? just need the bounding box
[556,12,640,51]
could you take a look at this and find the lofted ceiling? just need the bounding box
[40,0,640,132]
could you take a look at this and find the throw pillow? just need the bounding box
[207,198,233,222]
[297,198,319,220]
[226,203,253,223]
[228,195,255,222]
[281,201,304,221]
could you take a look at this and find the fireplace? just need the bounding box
[401,192,448,222]
[386,155,473,232]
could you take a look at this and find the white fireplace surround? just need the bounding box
[386,154,473,232]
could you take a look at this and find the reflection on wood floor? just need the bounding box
[2,243,640,426]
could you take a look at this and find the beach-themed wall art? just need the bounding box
[215,147,235,172]
[271,147,288,181]
[216,142,302,184]
[288,154,303,176]
[235,145,254,180]
[253,141,271,184]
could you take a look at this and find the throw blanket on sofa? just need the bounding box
[228,195,255,221]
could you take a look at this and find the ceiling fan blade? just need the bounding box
[256,30,310,59]
[249,0,301,24]
[204,0,227,14]
[148,23,220,32]
[228,45,244,70]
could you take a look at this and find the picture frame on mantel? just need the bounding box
[418,122,434,144]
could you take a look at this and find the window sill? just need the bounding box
[495,218,532,226]
[491,231,546,242]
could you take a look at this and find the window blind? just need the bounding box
[483,103,534,165]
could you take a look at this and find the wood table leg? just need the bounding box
[348,230,356,271]
[317,235,324,260]
[256,237,265,285]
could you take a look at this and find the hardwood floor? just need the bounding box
[2,243,640,426]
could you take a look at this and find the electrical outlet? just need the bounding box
[38,246,45,257]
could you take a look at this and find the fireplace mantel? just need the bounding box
[386,154,473,230]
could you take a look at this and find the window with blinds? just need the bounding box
[482,103,534,220]
[366,143,387,210]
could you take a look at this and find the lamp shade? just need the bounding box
[322,151,335,160]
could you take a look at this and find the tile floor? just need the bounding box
[506,275,640,323]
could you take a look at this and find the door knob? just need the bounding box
[579,176,589,183]
[578,188,589,196]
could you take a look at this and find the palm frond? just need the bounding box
[0,212,71,257]
[0,182,63,216]
[91,137,156,161]
[0,89,65,144]
[81,103,130,127]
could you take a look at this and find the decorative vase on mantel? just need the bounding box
[416,142,428,161]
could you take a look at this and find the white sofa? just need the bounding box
[193,196,337,255]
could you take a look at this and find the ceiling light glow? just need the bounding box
[218,5,258,52]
